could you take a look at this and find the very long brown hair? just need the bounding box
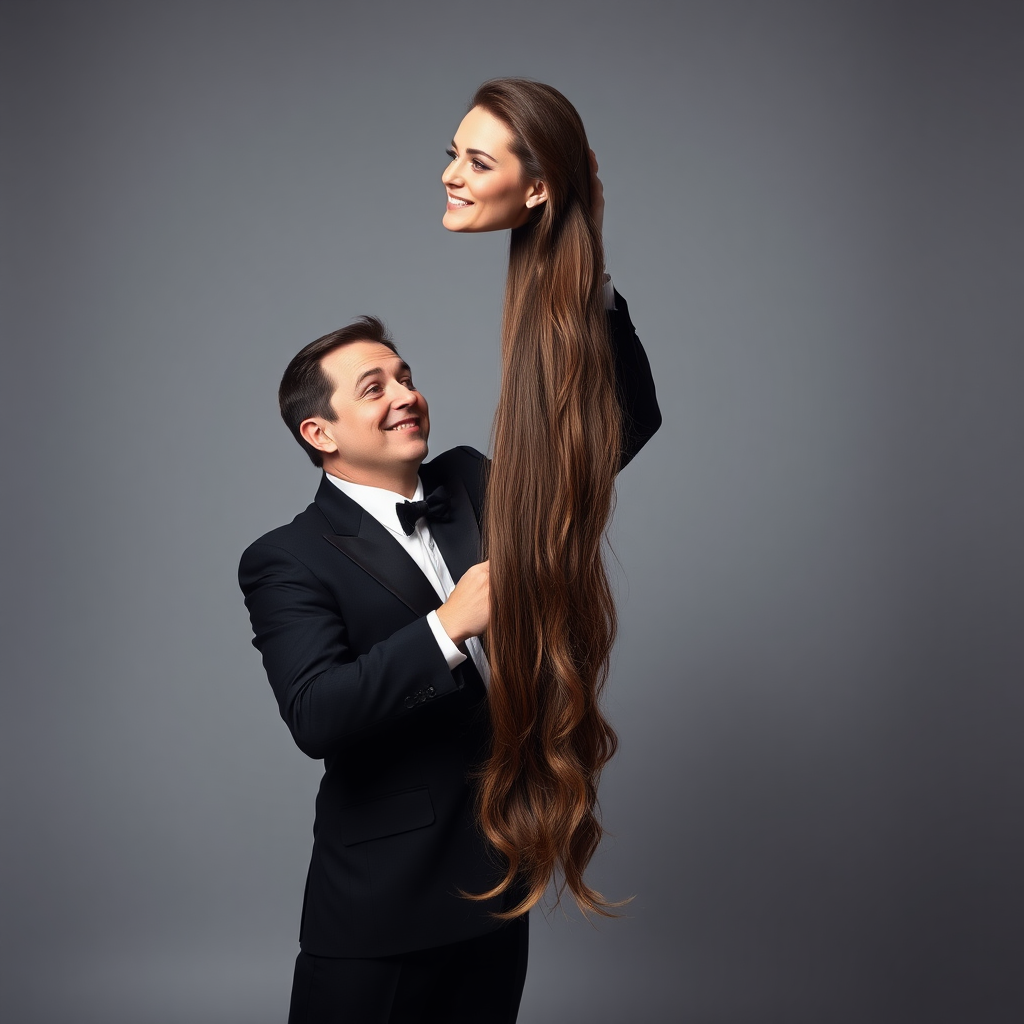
[471,80,623,917]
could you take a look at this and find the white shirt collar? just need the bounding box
[326,474,424,536]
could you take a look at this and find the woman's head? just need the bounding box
[442,79,592,235]
[447,83,620,919]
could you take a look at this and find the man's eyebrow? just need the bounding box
[354,367,383,387]
[354,362,411,387]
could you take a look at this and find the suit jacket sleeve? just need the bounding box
[608,288,662,469]
[239,539,464,760]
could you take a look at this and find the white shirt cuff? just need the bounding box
[427,610,468,670]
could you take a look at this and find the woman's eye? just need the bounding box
[472,159,488,171]
[445,148,456,160]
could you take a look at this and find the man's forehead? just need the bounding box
[324,341,409,383]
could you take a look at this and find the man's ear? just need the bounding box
[524,181,548,209]
[299,418,339,455]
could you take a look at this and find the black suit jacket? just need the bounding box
[239,292,660,958]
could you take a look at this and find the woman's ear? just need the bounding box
[524,181,548,209]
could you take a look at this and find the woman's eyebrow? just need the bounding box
[451,140,497,162]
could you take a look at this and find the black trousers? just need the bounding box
[287,916,529,1024]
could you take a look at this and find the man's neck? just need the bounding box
[323,465,420,499]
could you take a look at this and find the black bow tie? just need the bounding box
[396,485,452,536]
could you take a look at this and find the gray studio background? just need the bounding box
[3,2,1022,1022]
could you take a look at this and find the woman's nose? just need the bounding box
[442,161,462,187]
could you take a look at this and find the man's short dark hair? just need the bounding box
[279,316,397,467]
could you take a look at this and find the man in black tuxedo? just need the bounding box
[239,289,659,1022]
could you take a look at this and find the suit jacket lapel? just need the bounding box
[315,475,441,617]
[419,461,482,585]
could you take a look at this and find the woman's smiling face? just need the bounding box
[442,106,547,232]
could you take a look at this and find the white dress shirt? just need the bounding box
[326,475,490,684]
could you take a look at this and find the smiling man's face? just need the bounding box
[304,340,430,494]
